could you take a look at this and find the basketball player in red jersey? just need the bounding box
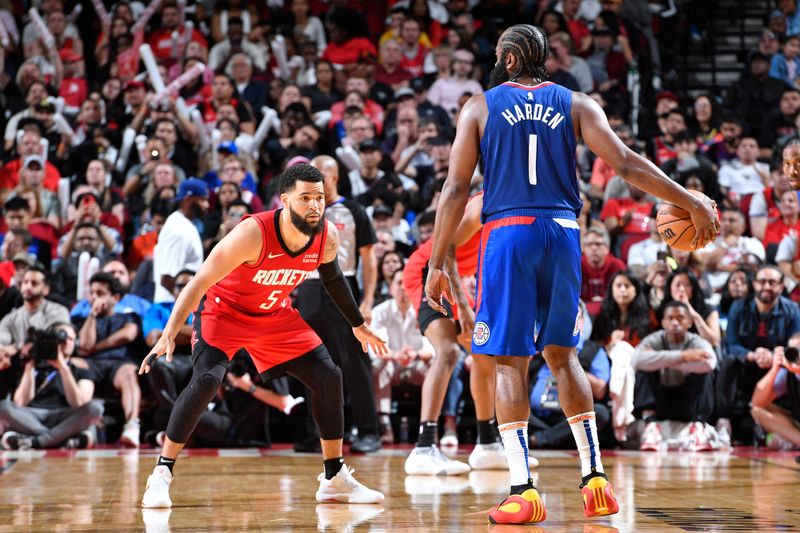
[403,192,539,475]
[139,165,388,508]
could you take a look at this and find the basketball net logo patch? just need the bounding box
[473,322,490,346]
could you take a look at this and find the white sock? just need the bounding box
[498,421,531,486]
[567,412,604,478]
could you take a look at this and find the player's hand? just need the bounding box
[139,333,176,374]
[456,302,475,339]
[752,347,773,369]
[353,323,388,358]
[425,267,454,316]
[681,349,713,363]
[688,194,720,249]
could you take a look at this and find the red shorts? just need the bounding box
[192,295,322,374]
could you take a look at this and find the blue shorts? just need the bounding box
[472,214,582,356]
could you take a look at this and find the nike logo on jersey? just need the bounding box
[268,252,284,259]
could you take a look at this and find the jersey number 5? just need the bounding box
[259,290,282,311]
[528,134,538,185]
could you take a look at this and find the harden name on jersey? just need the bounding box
[499,100,567,130]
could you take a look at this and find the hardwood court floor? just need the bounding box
[1,446,800,532]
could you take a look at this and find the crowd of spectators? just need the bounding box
[0,0,800,454]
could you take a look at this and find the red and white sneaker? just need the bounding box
[581,473,620,518]
[688,422,714,452]
[640,421,662,451]
[488,487,547,524]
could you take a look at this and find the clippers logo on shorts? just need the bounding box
[473,322,490,345]
[573,309,583,336]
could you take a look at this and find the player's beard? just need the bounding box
[489,60,510,88]
[289,204,323,237]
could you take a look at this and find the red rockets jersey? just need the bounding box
[205,209,327,317]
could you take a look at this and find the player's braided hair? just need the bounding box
[498,24,549,83]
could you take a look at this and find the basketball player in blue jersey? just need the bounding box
[425,25,720,525]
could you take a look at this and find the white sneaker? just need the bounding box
[640,421,662,451]
[404,445,470,475]
[282,395,305,415]
[315,503,383,532]
[315,465,384,504]
[468,442,507,470]
[440,427,458,447]
[142,465,173,508]
[142,508,172,533]
[688,422,714,452]
[120,420,140,448]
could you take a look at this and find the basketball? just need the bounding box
[656,190,717,251]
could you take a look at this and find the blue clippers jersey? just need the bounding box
[480,81,582,220]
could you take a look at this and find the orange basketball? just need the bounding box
[656,190,717,251]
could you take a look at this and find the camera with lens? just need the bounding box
[786,347,799,364]
[24,327,69,363]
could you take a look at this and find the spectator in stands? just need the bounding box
[660,131,716,187]
[545,46,581,91]
[772,0,800,38]
[759,87,800,159]
[581,226,626,317]
[659,268,721,348]
[769,34,800,88]
[399,18,430,78]
[0,266,70,360]
[726,52,790,143]
[548,32,593,93]
[750,332,800,450]
[370,268,434,443]
[592,271,653,348]
[601,183,655,258]
[0,322,103,450]
[627,218,667,280]
[719,269,754,333]
[634,301,717,451]
[648,109,687,167]
[586,26,627,94]
[71,259,151,320]
[705,114,744,168]
[200,74,255,135]
[376,39,414,92]
[3,196,56,271]
[209,17,268,73]
[691,93,722,148]
[719,264,800,440]
[718,137,769,209]
[427,49,483,117]
[153,179,208,304]
[322,9,377,68]
[698,209,766,292]
[562,0,592,54]
[3,82,49,152]
[75,273,142,447]
[764,189,800,252]
[147,1,207,64]
[0,129,61,193]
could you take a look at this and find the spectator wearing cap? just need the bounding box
[3,82,49,152]
[646,109,687,167]
[147,1,207,64]
[209,17,268,72]
[375,39,414,92]
[426,49,483,117]
[7,155,62,229]
[122,80,148,129]
[399,18,430,78]
[640,90,679,144]
[770,34,800,88]
[57,48,87,111]
[549,32,594,93]
[586,25,628,93]
[0,130,61,194]
[372,204,412,247]
[153,179,209,304]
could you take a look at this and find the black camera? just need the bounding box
[786,347,799,363]
[25,327,69,362]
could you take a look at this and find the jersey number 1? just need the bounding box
[528,134,538,185]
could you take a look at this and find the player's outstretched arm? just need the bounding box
[318,222,388,357]
[573,93,720,248]
[140,218,263,374]
[426,94,483,312]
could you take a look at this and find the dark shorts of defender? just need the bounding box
[163,306,345,444]
[416,266,461,336]
[294,278,379,436]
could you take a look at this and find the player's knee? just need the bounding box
[434,342,461,368]
[750,404,766,422]
[320,364,344,406]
